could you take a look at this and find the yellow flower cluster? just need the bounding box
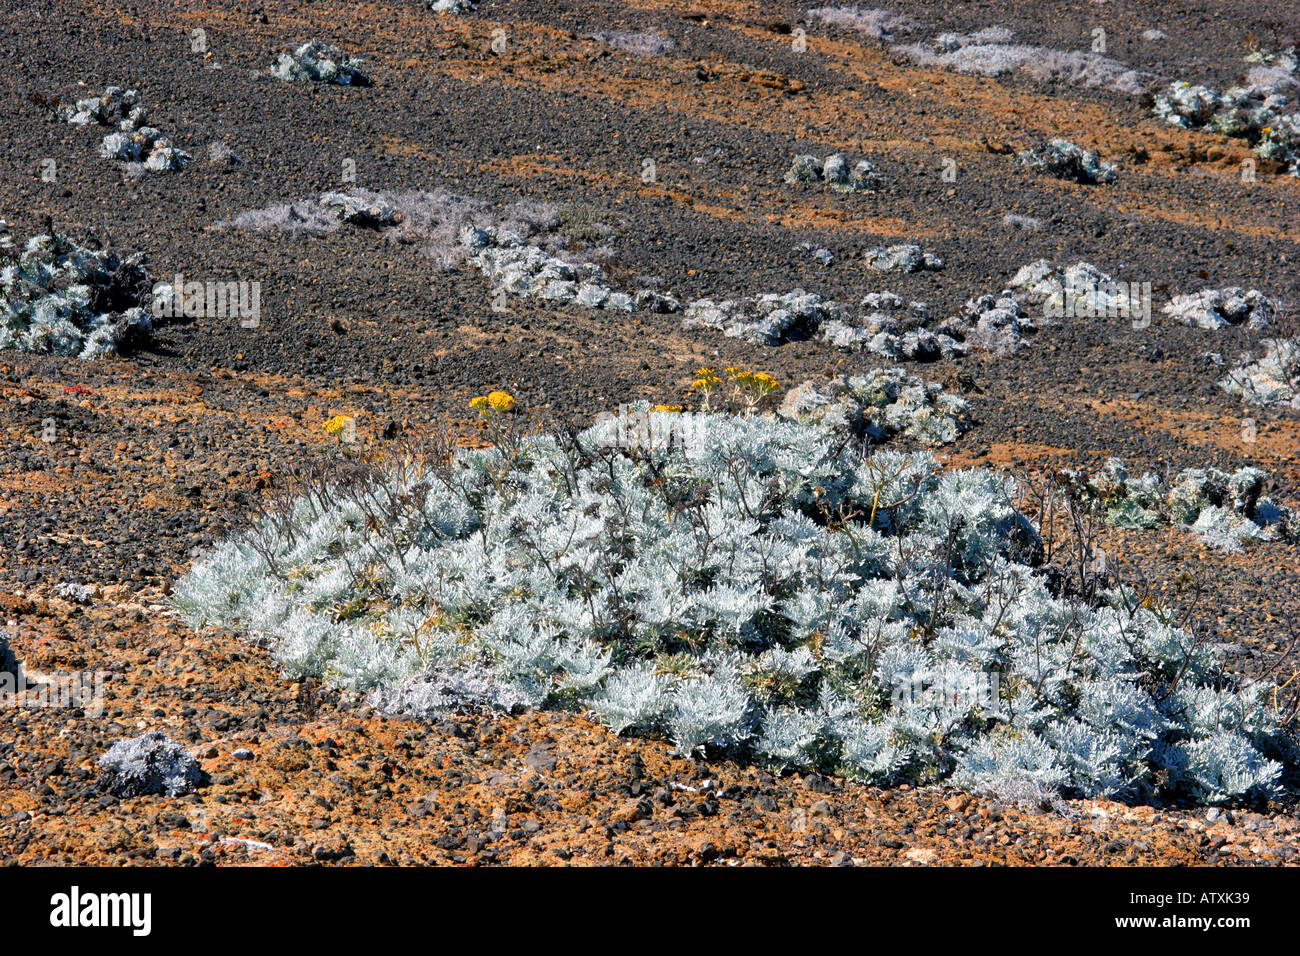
[322,414,355,438]
[690,367,723,392]
[690,367,780,412]
[651,404,684,413]
[692,367,779,394]
[469,390,516,412]
[727,368,779,394]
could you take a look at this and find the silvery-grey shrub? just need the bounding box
[1018,139,1117,184]
[892,28,1148,94]
[174,410,1292,803]
[1,232,153,358]
[1221,340,1300,409]
[685,286,1028,360]
[1153,81,1299,176]
[777,368,970,446]
[98,732,204,798]
[1164,288,1275,330]
[863,244,943,273]
[587,31,674,56]
[271,41,370,85]
[58,86,190,173]
[1062,458,1295,550]
[807,7,917,39]
[1010,259,1137,320]
[784,154,882,192]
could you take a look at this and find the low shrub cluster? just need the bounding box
[892,27,1147,95]
[587,31,674,56]
[97,732,204,798]
[271,41,370,85]
[863,244,944,273]
[784,153,882,193]
[57,86,190,174]
[1221,339,1300,409]
[1,229,154,358]
[807,7,917,40]
[175,409,1293,804]
[794,241,835,266]
[1164,288,1276,330]
[777,367,971,446]
[1061,458,1296,551]
[1018,139,1118,185]
[1153,81,1300,177]
[461,225,676,314]
[1010,259,1138,318]
[684,286,1032,360]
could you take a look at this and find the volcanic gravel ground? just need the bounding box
[0,0,1298,865]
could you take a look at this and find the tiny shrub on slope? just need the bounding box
[174,411,1293,804]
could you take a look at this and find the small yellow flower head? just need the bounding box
[730,369,780,394]
[652,404,684,413]
[323,414,354,437]
[470,391,516,413]
[691,367,722,392]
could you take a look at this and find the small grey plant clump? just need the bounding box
[461,225,672,314]
[97,732,204,798]
[956,292,1037,356]
[1001,213,1042,232]
[207,141,242,168]
[587,31,674,56]
[430,0,476,12]
[270,41,370,85]
[1010,259,1141,321]
[320,190,402,228]
[1163,288,1276,330]
[1,231,154,359]
[1243,45,1299,93]
[928,27,1016,52]
[806,7,917,39]
[1062,458,1295,550]
[684,289,846,346]
[1018,139,1118,184]
[54,582,95,604]
[794,241,834,266]
[369,663,536,718]
[891,28,1148,95]
[785,153,882,193]
[820,292,962,359]
[1152,81,1300,176]
[57,86,190,174]
[863,244,943,273]
[173,409,1293,804]
[215,198,342,236]
[685,286,1029,360]
[777,368,971,446]
[214,190,614,273]
[829,291,1035,359]
[1221,339,1300,409]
